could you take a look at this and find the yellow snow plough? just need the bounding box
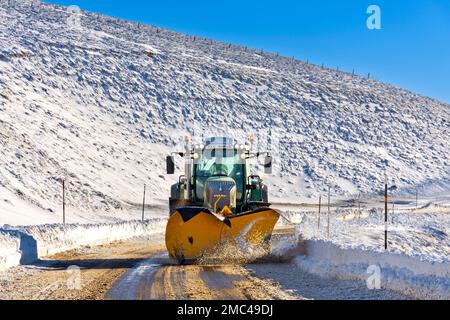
[165,137,279,263]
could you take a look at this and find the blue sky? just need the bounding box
[45,0,450,104]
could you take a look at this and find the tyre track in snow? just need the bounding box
[106,255,299,300]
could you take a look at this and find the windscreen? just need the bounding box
[194,148,245,202]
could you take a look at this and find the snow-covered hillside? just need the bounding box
[0,1,449,225]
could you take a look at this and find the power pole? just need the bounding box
[142,184,146,221]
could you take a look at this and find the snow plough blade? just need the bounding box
[165,207,280,263]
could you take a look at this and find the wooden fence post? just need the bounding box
[317,194,322,230]
[384,182,388,250]
[62,179,66,225]
[142,184,146,221]
[416,188,418,209]
[327,187,330,238]
[358,192,361,219]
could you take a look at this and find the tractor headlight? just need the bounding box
[194,144,204,150]
[192,152,199,159]
[234,144,240,149]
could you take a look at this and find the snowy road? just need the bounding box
[105,251,409,300]
[105,252,298,300]
[0,234,412,300]
[0,237,165,299]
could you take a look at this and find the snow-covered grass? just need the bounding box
[289,206,450,263]
[0,218,165,270]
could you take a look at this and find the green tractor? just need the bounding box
[164,137,279,262]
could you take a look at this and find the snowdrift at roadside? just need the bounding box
[0,218,165,270]
[290,208,450,263]
[282,208,450,299]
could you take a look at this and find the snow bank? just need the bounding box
[295,240,450,300]
[0,218,165,270]
[277,207,450,299]
[21,218,166,257]
[291,209,450,263]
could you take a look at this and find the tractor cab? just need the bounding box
[167,137,271,215]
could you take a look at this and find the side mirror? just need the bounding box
[166,155,175,174]
[264,155,272,174]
